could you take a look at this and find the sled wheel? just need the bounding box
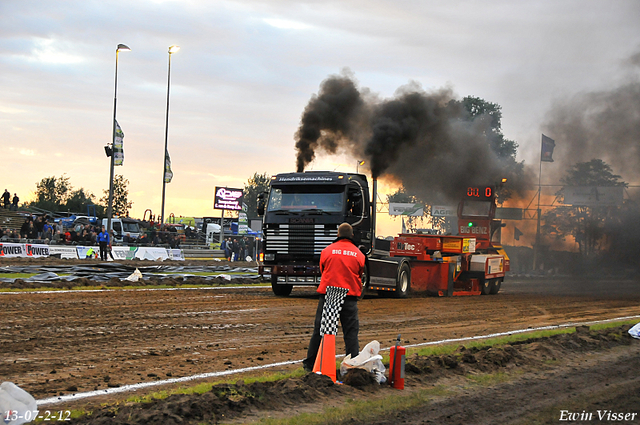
[490,278,502,295]
[480,278,492,295]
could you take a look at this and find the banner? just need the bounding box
[25,244,50,257]
[541,134,555,162]
[431,205,457,217]
[111,246,137,261]
[76,246,99,259]
[389,203,424,216]
[167,249,185,261]
[114,120,124,166]
[48,246,79,259]
[164,150,173,183]
[135,247,169,261]
[563,186,624,206]
[238,202,249,234]
[0,243,24,257]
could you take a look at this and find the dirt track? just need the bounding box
[2,259,640,423]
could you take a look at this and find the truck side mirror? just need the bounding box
[257,193,266,216]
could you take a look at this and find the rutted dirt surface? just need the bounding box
[1,258,640,423]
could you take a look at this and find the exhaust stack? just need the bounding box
[372,177,377,250]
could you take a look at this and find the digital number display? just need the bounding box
[466,186,493,199]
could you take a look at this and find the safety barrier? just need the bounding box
[0,242,186,261]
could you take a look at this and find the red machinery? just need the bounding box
[369,184,509,296]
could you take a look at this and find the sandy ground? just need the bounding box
[1,258,640,423]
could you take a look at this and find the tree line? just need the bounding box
[26,174,132,218]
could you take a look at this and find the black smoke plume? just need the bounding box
[542,52,640,184]
[295,72,522,203]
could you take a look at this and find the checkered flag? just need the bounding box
[320,286,349,335]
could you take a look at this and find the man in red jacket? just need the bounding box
[302,222,366,372]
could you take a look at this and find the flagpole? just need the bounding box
[533,138,543,271]
[107,44,130,238]
[160,45,180,227]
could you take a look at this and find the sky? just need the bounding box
[1,0,639,236]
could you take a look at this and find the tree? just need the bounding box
[243,172,271,220]
[100,175,132,217]
[31,175,72,212]
[543,159,627,257]
[461,96,524,203]
[66,188,105,217]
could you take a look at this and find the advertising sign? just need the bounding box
[0,243,24,257]
[25,244,50,257]
[389,203,424,216]
[431,205,457,217]
[564,186,624,206]
[214,187,244,211]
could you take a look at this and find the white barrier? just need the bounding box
[168,249,185,261]
[24,244,50,258]
[48,246,79,259]
[0,243,25,257]
[135,247,169,261]
[111,246,137,261]
[0,244,184,262]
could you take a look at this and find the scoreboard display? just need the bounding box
[465,186,494,200]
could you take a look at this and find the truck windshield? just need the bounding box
[123,222,140,233]
[268,187,344,212]
[460,200,492,218]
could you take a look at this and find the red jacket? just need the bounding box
[318,237,365,297]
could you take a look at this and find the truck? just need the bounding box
[257,171,509,297]
[101,217,142,242]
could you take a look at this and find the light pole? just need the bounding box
[356,160,365,173]
[160,45,180,226]
[107,44,130,237]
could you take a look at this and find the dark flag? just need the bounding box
[541,134,555,162]
[514,227,523,241]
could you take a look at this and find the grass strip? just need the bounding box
[39,319,638,423]
[255,386,452,425]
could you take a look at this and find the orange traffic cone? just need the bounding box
[312,334,337,382]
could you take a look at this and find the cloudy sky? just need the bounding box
[2,0,639,232]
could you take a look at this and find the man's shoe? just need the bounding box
[302,362,313,373]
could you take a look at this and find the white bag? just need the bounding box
[0,382,37,425]
[340,340,387,383]
[629,322,640,339]
[124,268,143,282]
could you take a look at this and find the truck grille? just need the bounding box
[266,224,337,255]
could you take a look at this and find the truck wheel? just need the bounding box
[490,278,502,295]
[480,278,492,295]
[394,263,411,298]
[358,263,369,300]
[271,275,292,296]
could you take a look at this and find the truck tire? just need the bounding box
[358,263,369,300]
[271,275,293,297]
[394,263,411,298]
[490,278,502,295]
[480,278,492,295]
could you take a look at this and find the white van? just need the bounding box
[102,217,141,242]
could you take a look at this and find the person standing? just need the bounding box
[2,189,10,209]
[11,193,19,211]
[302,222,365,372]
[97,225,110,261]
